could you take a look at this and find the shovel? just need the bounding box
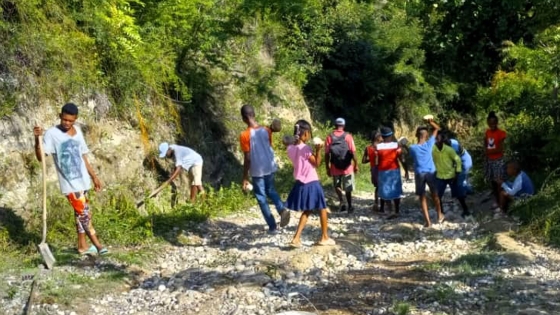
[37,135,56,269]
[135,182,169,215]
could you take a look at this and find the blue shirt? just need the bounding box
[450,139,473,172]
[409,135,436,173]
[502,171,535,197]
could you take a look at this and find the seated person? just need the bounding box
[497,160,535,213]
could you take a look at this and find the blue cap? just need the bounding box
[158,142,169,158]
[335,117,345,126]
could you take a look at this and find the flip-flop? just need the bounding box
[99,248,109,255]
[289,242,302,248]
[316,238,336,246]
[82,245,98,256]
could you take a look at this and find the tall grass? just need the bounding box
[0,182,254,269]
[513,176,560,246]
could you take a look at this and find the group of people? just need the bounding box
[360,111,535,227]
[33,103,536,255]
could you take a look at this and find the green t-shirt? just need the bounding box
[432,144,462,180]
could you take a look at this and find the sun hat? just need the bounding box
[380,127,393,137]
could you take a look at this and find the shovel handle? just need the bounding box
[38,135,47,244]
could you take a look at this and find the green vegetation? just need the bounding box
[513,175,560,245]
[391,300,412,315]
[0,182,253,272]
[1,0,560,251]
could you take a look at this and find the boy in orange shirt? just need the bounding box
[239,105,290,234]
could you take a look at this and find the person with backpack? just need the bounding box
[325,118,358,213]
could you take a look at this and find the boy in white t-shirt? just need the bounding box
[33,103,108,256]
[158,143,205,203]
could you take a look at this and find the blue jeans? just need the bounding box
[252,173,285,231]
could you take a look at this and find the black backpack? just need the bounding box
[329,132,353,169]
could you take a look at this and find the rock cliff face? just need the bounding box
[0,91,311,212]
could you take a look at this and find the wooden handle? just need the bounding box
[38,135,47,244]
[148,182,168,199]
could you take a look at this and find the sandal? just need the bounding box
[289,242,302,248]
[81,245,98,256]
[99,248,109,255]
[316,238,336,246]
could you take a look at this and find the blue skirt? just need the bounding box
[378,169,403,200]
[285,180,327,211]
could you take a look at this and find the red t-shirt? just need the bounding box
[376,142,401,171]
[485,128,507,160]
[366,145,377,168]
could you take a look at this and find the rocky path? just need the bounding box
[2,182,560,315]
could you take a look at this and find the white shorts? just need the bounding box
[188,164,203,186]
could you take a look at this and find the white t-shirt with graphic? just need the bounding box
[43,125,91,195]
[171,144,203,170]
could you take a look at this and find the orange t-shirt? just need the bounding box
[366,145,377,168]
[485,128,506,160]
[239,126,272,153]
[376,142,401,171]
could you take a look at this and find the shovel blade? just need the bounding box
[38,242,56,269]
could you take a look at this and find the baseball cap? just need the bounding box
[335,117,345,126]
[158,142,169,158]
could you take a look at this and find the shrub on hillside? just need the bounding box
[513,175,560,247]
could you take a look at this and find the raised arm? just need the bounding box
[309,144,323,167]
[428,119,440,137]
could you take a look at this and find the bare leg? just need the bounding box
[77,233,88,252]
[291,211,311,245]
[319,209,330,242]
[393,198,400,214]
[500,192,513,213]
[88,233,103,251]
[458,197,470,216]
[190,185,198,202]
[346,191,353,211]
[432,192,444,222]
[335,186,344,204]
[198,186,206,201]
[491,181,500,206]
[420,195,431,227]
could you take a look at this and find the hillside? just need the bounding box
[1,1,560,314]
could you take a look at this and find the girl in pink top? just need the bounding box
[286,120,335,248]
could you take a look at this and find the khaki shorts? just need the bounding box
[333,174,354,192]
[188,164,203,186]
